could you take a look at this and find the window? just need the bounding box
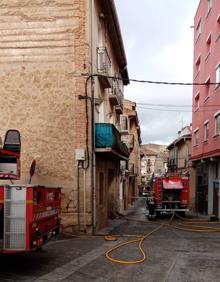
[216,64,220,86]
[206,33,211,45]
[204,121,209,141]
[208,0,212,13]
[194,92,200,110]
[205,77,210,99]
[195,55,201,73]
[194,129,199,146]
[215,113,220,135]
[196,20,201,41]
[195,55,201,67]
[120,115,128,131]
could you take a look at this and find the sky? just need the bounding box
[115,0,200,145]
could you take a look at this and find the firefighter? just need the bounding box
[146,193,156,220]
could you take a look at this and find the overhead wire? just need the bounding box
[94,74,220,86]
[137,106,220,113]
[136,102,220,108]
[137,106,192,112]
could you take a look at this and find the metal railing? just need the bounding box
[121,134,134,150]
[97,47,111,74]
[112,79,123,106]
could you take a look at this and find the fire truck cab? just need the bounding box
[0,130,61,253]
[148,175,189,218]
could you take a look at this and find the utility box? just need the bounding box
[75,149,86,161]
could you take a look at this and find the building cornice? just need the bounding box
[167,134,191,150]
[191,148,220,161]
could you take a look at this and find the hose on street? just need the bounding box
[105,212,175,264]
[105,212,220,265]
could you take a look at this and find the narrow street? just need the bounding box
[1,198,220,282]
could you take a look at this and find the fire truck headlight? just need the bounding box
[33,241,37,246]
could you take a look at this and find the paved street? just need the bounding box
[1,198,220,282]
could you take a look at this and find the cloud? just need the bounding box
[115,0,200,144]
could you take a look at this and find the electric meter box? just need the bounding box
[75,149,86,161]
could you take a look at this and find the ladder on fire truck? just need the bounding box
[4,186,26,251]
[0,130,24,251]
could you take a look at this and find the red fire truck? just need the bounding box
[0,130,61,253]
[148,175,189,218]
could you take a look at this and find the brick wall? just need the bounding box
[0,0,92,227]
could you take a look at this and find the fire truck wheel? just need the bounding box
[177,211,185,218]
[156,211,161,218]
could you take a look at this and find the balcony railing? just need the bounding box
[95,123,129,159]
[97,47,111,74]
[97,47,111,88]
[109,79,124,108]
[121,134,134,150]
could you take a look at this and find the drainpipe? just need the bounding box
[77,162,80,233]
[91,76,96,235]
[83,167,87,232]
[90,0,96,235]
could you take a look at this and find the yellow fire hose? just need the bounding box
[105,212,175,264]
[105,212,220,265]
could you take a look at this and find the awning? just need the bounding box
[162,179,183,189]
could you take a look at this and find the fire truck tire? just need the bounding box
[156,211,161,218]
[177,211,185,217]
[35,246,43,252]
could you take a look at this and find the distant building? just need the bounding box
[167,126,192,176]
[141,144,168,185]
[167,125,196,210]
[119,99,141,213]
[192,0,220,216]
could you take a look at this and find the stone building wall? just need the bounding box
[0,0,92,226]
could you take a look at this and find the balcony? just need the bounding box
[97,47,111,88]
[109,79,124,109]
[95,123,129,160]
[120,160,127,171]
[121,134,134,150]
